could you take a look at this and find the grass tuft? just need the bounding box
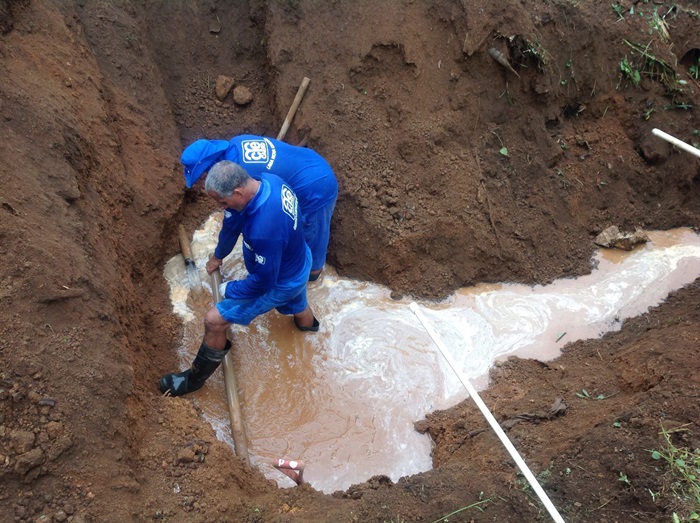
[649,424,700,522]
[622,40,682,93]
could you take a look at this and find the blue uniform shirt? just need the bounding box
[219,173,308,299]
[223,135,338,213]
[183,135,338,272]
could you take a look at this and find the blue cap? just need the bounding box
[181,139,230,188]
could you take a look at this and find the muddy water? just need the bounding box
[163,220,700,493]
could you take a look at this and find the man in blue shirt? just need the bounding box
[159,161,319,397]
[181,135,338,281]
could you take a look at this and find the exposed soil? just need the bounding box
[1,1,700,522]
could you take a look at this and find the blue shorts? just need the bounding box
[216,248,311,325]
[303,196,337,272]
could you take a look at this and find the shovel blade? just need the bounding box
[186,263,202,289]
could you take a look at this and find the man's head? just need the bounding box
[205,161,256,211]
[181,139,229,188]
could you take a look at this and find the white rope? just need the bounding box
[409,302,566,523]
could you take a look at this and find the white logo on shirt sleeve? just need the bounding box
[281,184,298,230]
[243,239,266,265]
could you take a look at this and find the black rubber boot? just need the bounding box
[294,316,320,332]
[159,340,231,397]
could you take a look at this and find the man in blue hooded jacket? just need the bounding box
[159,160,319,397]
[181,135,338,281]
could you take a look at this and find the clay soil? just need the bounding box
[2,1,700,522]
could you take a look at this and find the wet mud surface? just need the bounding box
[1,1,700,521]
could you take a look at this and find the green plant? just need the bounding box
[650,425,700,521]
[623,40,681,92]
[619,56,641,86]
[619,472,631,485]
[430,497,493,523]
[498,85,514,106]
[648,7,671,42]
[673,512,700,522]
[576,389,617,400]
[664,102,694,110]
[690,61,699,80]
[612,3,626,20]
[492,130,508,157]
[554,168,569,190]
[538,463,554,483]
[521,36,549,71]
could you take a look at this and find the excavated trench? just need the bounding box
[123,0,697,504]
[4,2,700,521]
[124,5,700,496]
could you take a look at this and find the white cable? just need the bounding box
[409,302,566,523]
[652,128,700,159]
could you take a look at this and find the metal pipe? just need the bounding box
[652,128,700,159]
[409,302,567,523]
[211,268,251,467]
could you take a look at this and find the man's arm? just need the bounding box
[221,236,282,299]
[213,209,245,261]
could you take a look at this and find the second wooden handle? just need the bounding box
[178,225,194,261]
[277,77,311,141]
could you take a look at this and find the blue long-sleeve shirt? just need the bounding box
[213,135,338,260]
[220,173,308,299]
[224,135,338,213]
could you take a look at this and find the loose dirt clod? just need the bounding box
[233,85,254,106]
[594,225,650,250]
[215,75,235,101]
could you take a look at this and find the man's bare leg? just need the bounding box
[204,306,232,349]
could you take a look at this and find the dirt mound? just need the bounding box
[1,1,699,521]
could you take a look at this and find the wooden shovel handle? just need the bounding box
[178,225,194,260]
